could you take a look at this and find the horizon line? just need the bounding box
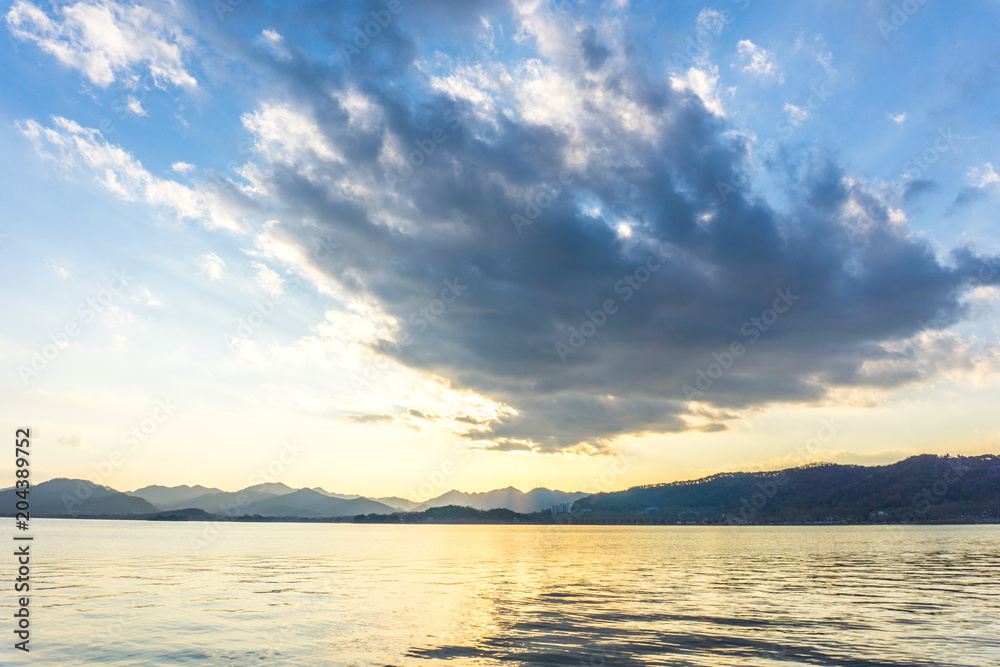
[19,451,993,501]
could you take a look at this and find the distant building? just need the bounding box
[642,507,660,514]
[550,503,571,517]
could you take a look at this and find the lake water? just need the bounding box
[13,520,1000,665]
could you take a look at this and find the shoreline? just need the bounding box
[9,513,1000,527]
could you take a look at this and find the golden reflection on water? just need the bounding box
[25,520,1000,666]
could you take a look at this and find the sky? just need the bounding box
[1,0,999,499]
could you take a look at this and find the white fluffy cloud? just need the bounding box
[696,8,727,37]
[5,0,197,89]
[784,103,808,126]
[18,116,239,230]
[241,101,340,167]
[671,66,726,117]
[197,253,226,282]
[967,163,1000,189]
[252,261,285,296]
[125,95,146,116]
[734,40,783,82]
[254,28,291,61]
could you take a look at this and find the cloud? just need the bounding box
[902,179,937,203]
[5,0,197,88]
[580,26,610,71]
[671,66,726,117]
[241,101,339,168]
[137,288,163,306]
[660,4,733,118]
[857,330,1000,388]
[966,162,1000,188]
[125,95,146,116]
[734,40,783,82]
[343,413,394,424]
[197,253,225,282]
[793,33,835,74]
[949,188,987,213]
[949,163,1000,214]
[207,1,1000,454]
[335,89,382,132]
[254,28,291,62]
[18,116,241,230]
[252,261,284,296]
[696,8,727,38]
[21,0,1000,455]
[889,112,907,125]
[783,103,808,126]
[171,161,195,174]
[58,434,85,448]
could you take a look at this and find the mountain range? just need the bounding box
[3,455,997,523]
[412,487,587,513]
[575,454,1000,524]
[1,479,584,518]
[1,478,159,516]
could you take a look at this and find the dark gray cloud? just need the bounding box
[902,178,937,204]
[580,26,611,71]
[948,185,988,215]
[225,1,1000,453]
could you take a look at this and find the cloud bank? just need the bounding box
[16,0,1000,454]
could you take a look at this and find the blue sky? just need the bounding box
[1,0,998,496]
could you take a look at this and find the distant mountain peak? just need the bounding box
[416,487,586,513]
[244,481,294,493]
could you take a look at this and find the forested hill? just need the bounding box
[573,455,1000,524]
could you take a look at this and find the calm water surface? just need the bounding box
[16,520,1000,666]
